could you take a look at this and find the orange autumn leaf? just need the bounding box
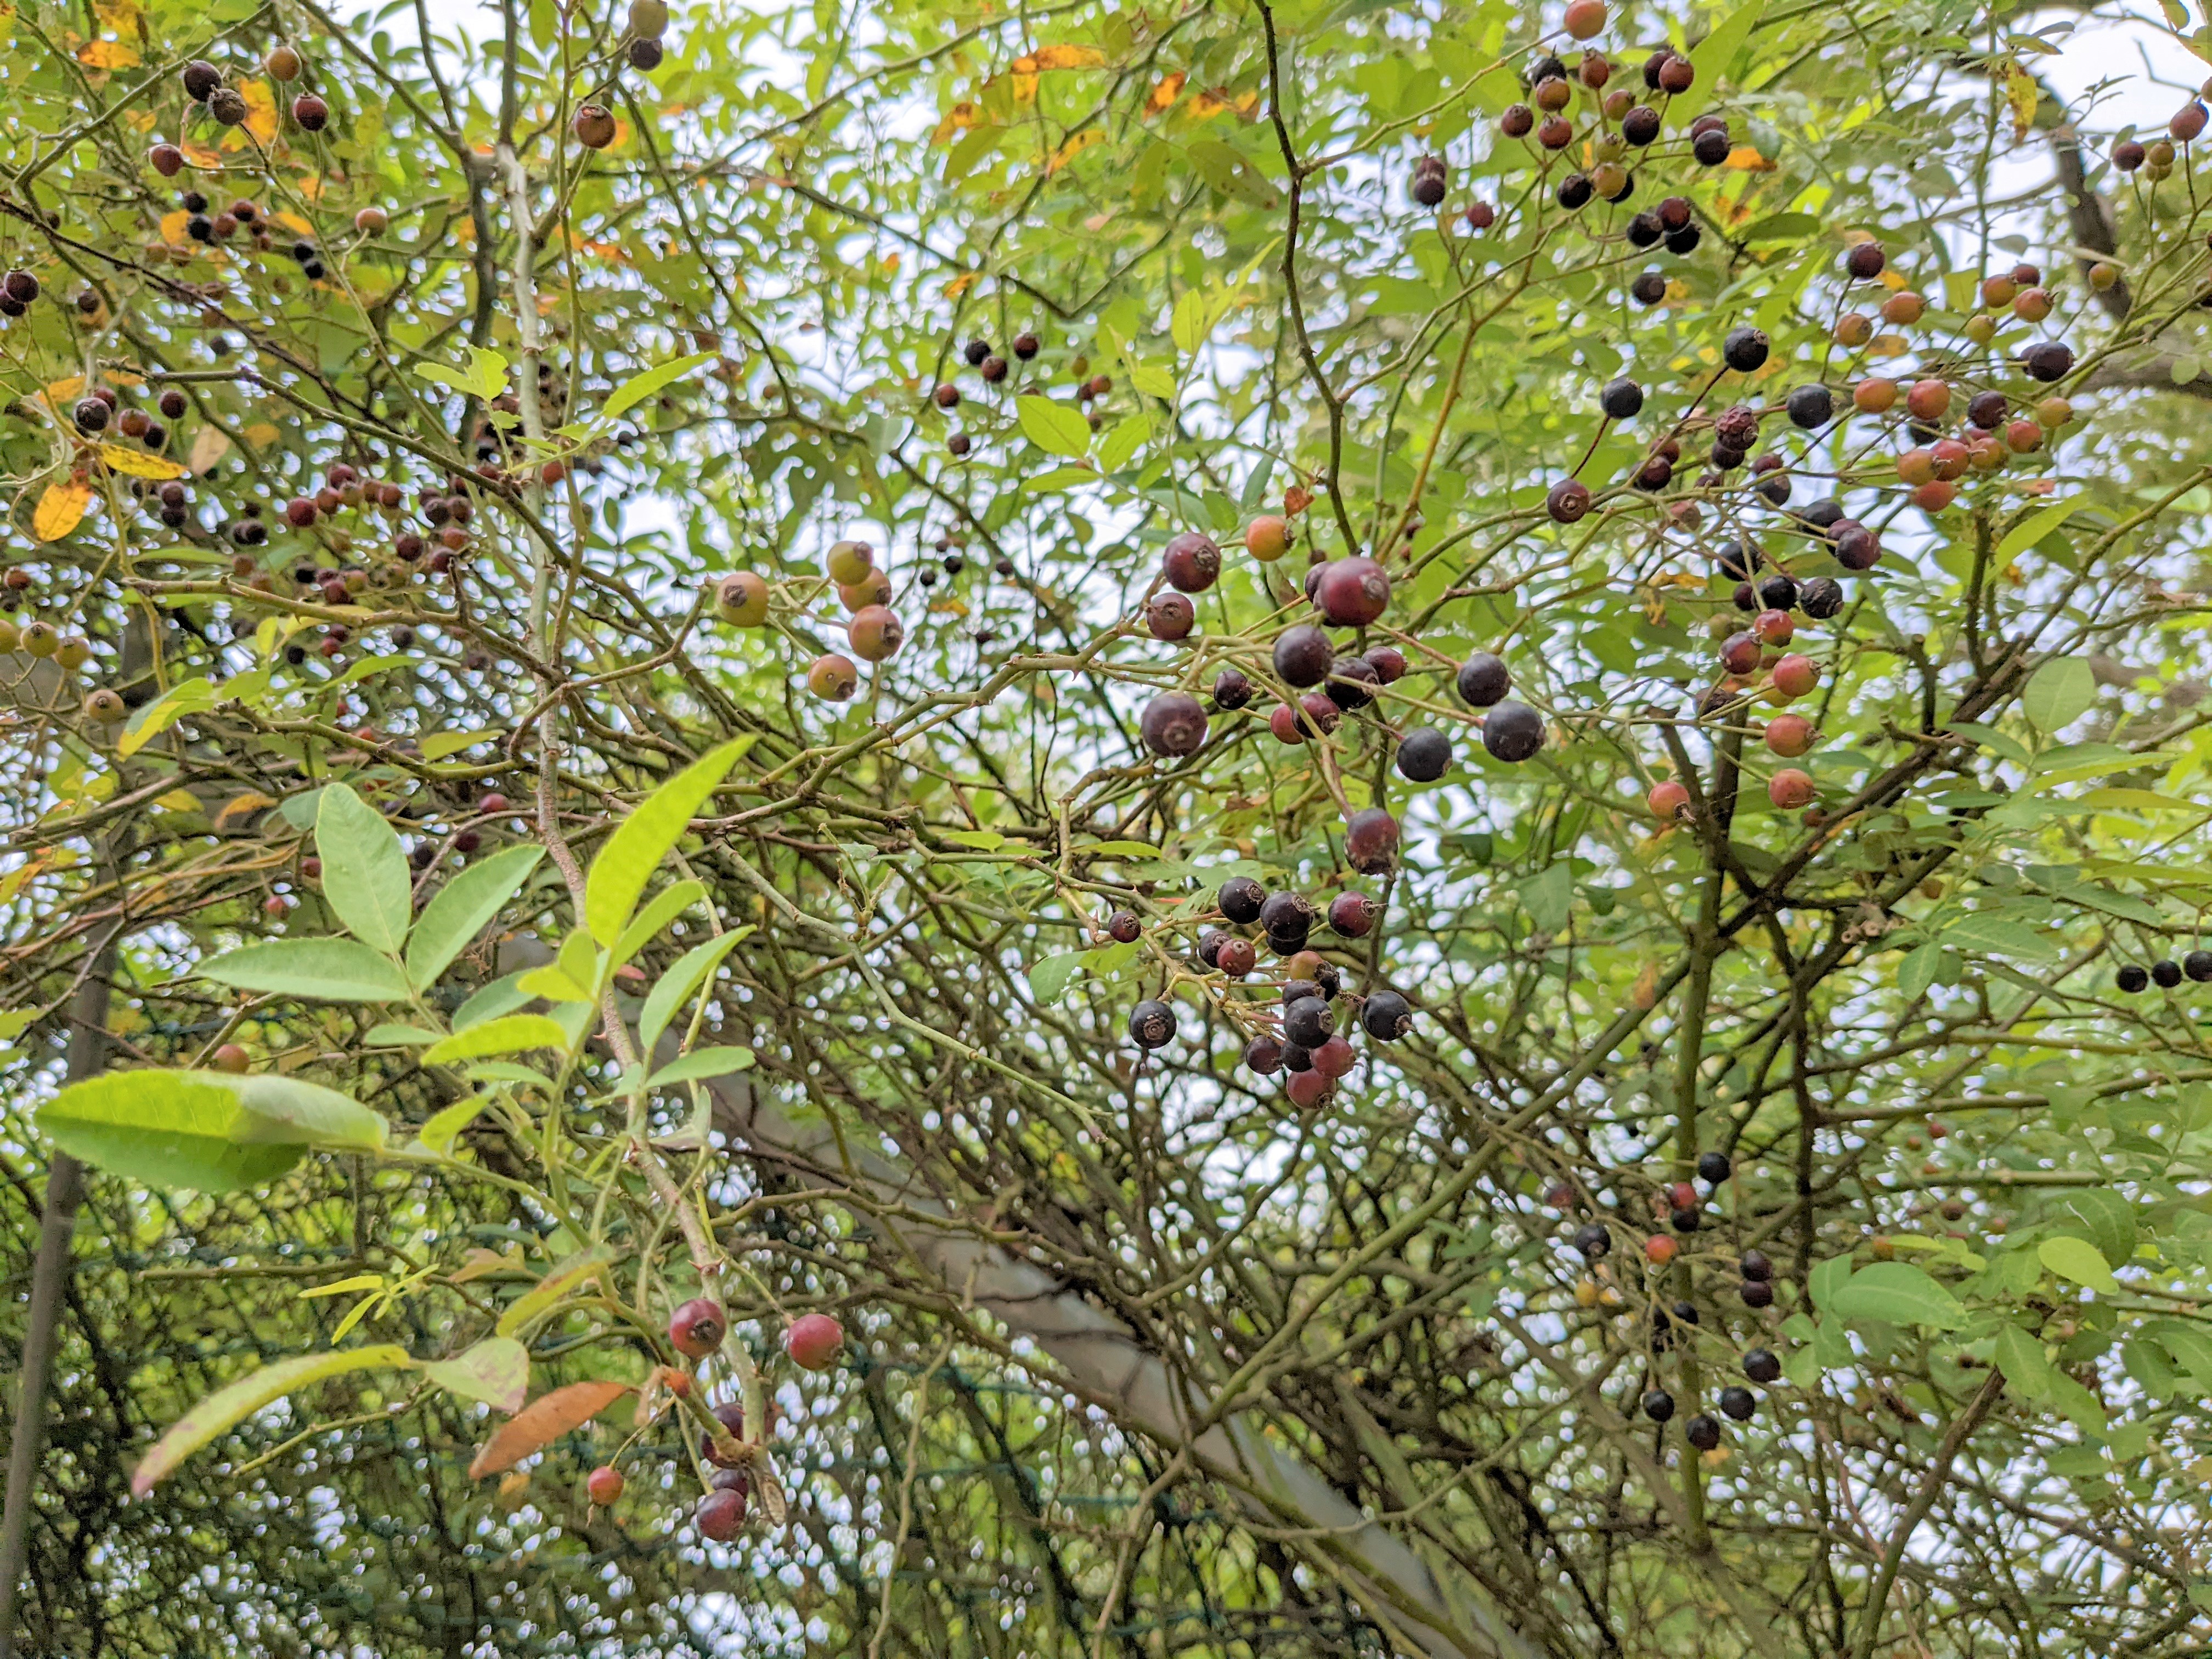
[41,375,84,408]
[1723,145,1775,171]
[77,39,140,69]
[179,140,222,169]
[1283,484,1313,517]
[241,422,283,448]
[158,210,192,247]
[943,272,979,299]
[466,1379,631,1479]
[1012,72,1037,104]
[273,210,314,236]
[1146,72,1184,113]
[32,481,92,542]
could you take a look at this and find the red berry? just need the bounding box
[1647,779,1690,820]
[669,1296,726,1359]
[783,1312,845,1372]
[586,1465,624,1506]
[695,1486,746,1540]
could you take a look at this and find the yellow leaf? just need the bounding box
[77,39,140,69]
[158,210,192,246]
[185,426,231,475]
[943,272,978,299]
[1016,43,1105,70]
[1012,72,1038,104]
[273,211,314,235]
[1723,145,1774,171]
[154,788,202,811]
[1146,72,1184,112]
[239,80,278,146]
[97,444,188,479]
[1045,129,1105,173]
[92,0,140,29]
[2002,61,2038,141]
[299,1273,386,1300]
[930,101,978,145]
[42,375,83,407]
[241,421,282,447]
[213,791,278,825]
[32,481,92,542]
[179,140,222,170]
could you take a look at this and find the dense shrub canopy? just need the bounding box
[9,0,2212,1654]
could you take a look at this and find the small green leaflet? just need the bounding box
[2022,657,2096,732]
[117,676,217,758]
[1029,951,1085,1002]
[1171,290,1209,356]
[583,739,754,945]
[199,938,413,1003]
[639,928,753,1054]
[1016,395,1091,459]
[597,351,716,425]
[316,784,411,957]
[132,1345,414,1497]
[1995,496,2079,560]
[2040,1234,2120,1294]
[646,1046,754,1086]
[1688,0,1765,85]
[1825,1261,1967,1329]
[422,1336,529,1414]
[421,1015,572,1066]
[412,345,508,400]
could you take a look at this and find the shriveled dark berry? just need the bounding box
[1218,877,1265,924]
[1361,990,1412,1041]
[1107,910,1141,944]
[1212,667,1254,709]
[1128,998,1177,1048]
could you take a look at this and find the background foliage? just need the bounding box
[9,0,2212,1652]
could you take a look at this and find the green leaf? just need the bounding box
[1028,951,1085,1003]
[1127,362,1177,399]
[598,351,716,425]
[454,972,534,1029]
[942,828,1008,851]
[1688,0,1764,84]
[1015,394,1091,459]
[1171,289,1209,356]
[407,845,546,990]
[422,1335,529,1414]
[413,1093,493,1156]
[1810,1253,1855,1308]
[199,938,412,1003]
[611,879,708,967]
[584,739,753,946]
[1941,913,2061,962]
[1096,416,1151,473]
[2040,1234,2120,1294]
[412,344,507,399]
[37,1070,385,1193]
[1996,498,2080,560]
[495,1246,616,1337]
[639,929,752,1054]
[132,1345,415,1497]
[117,676,218,758]
[646,1046,754,1086]
[2023,657,2096,732]
[315,783,411,956]
[1825,1261,1968,1329]
[1895,940,1942,1001]
[1519,863,1573,933]
[2055,1187,2138,1266]
[1021,464,1099,492]
[2154,1320,2212,1391]
[1993,1322,2058,1399]
[422,1015,572,1066]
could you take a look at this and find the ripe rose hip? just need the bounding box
[1647,779,1690,820]
[1768,768,1816,809]
[1313,556,1391,627]
[1139,692,1207,758]
[586,1465,624,1506]
[1770,654,1818,700]
[668,1297,729,1363]
[1644,1234,1678,1266]
[784,1312,845,1371]
[1343,808,1399,874]
[1161,530,1221,592]
[1245,515,1289,561]
[1328,891,1376,936]
[1764,713,1816,757]
[1752,608,1793,646]
[1146,592,1195,641]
